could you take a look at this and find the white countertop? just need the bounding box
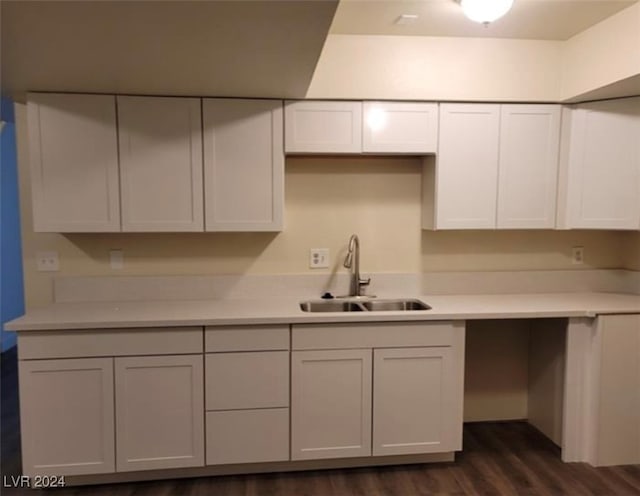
[6,292,640,331]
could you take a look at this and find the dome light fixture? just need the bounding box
[460,0,514,24]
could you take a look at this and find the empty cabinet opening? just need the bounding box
[464,318,567,446]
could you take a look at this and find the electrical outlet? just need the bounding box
[110,249,124,270]
[309,248,330,269]
[36,251,59,272]
[572,246,584,265]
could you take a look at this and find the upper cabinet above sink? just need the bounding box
[284,100,438,155]
[284,101,362,154]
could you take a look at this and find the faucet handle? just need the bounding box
[359,277,371,287]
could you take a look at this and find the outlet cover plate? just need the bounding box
[36,251,59,272]
[309,248,330,269]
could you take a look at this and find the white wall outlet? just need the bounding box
[110,249,124,270]
[571,246,584,265]
[309,248,330,269]
[36,251,59,272]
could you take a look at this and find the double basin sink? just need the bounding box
[300,298,431,313]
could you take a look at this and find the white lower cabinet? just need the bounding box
[291,349,372,460]
[291,322,465,461]
[18,328,206,478]
[19,358,116,477]
[373,347,459,456]
[114,355,204,472]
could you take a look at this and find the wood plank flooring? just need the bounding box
[2,347,639,495]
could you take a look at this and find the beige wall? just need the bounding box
[307,4,640,103]
[15,103,630,309]
[465,320,530,422]
[560,2,640,101]
[306,35,562,101]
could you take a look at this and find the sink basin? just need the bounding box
[299,301,365,312]
[362,299,431,311]
[299,298,431,313]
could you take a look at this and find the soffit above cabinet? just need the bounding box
[1,0,338,99]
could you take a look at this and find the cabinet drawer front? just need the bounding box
[19,358,115,476]
[205,325,289,352]
[18,327,203,359]
[206,409,289,465]
[206,351,289,410]
[292,321,459,350]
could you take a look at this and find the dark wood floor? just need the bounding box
[2,347,639,495]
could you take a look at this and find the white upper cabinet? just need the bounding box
[432,103,561,230]
[363,102,438,154]
[558,97,640,230]
[117,96,204,232]
[203,99,284,231]
[27,93,120,232]
[435,104,501,229]
[285,101,362,154]
[497,105,561,229]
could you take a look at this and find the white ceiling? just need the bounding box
[330,0,638,40]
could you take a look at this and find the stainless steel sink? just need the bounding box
[299,301,366,312]
[299,298,431,313]
[362,299,431,311]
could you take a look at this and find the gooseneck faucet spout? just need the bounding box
[343,234,371,297]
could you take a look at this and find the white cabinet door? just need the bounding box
[203,99,284,231]
[363,102,438,154]
[561,98,640,230]
[285,100,362,154]
[373,347,460,456]
[291,349,372,460]
[19,358,115,476]
[27,93,120,232]
[435,104,500,229]
[115,355,204,472]
[117,96,204,232]
[497,105,560,229]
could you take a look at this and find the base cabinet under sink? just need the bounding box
[290,321,465,461]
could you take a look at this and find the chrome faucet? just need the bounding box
[343,234,371,297]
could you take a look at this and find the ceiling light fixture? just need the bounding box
[460,0,514,24]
